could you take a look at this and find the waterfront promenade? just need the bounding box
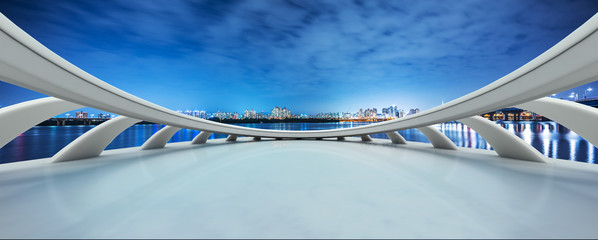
[3,8,598,239]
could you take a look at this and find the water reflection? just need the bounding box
[0,121,596,164]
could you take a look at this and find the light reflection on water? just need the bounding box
[0,121,596,164]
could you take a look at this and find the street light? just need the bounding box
[584,88,593,100]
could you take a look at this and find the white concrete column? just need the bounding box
[416,126,457,150]
[360,135,372,141]
[141,126,182,150]
[385,131,407,144]
[52,116,141,162]
[0,97,83,149]
[516,97,598,148]
[191,131,212,144]
[459,116,546,162]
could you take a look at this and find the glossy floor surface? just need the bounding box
[1,138,598,238]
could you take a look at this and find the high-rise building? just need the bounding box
[270,107,291,119]
[75,111,88,118]
[244,109,257,119]
[408,108,420,115]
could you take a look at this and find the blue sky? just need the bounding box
[1,0,598,115]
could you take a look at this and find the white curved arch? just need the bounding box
[1,13,598,163]
[417,126,458,150]
[1,12,598,139]
[458,116,546,162]
[141,126,182,150]
[385,131,407,144]
[191,131,213,144]
[0,97,83,148]
[52,116,141,162]
[516,97,598,148]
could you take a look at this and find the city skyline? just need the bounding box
[56,104,421,120]
[1,0,598,115]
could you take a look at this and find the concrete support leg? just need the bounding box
[191,131,212,144]
[253,137,261,141]
[52,116,141,162]
[416,126,457,150]
[0,97,82,149]
[385,131,407,144]
[226,135,238,141]
[141,126,182,150]
[337,137,345,141]
[459,116,546,162]
[517,97,598,148]
[360,135,372,141]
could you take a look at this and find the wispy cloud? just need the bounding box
[1,0,597,113]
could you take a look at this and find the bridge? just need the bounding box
[2,12,598,238]
[576,97,598,107]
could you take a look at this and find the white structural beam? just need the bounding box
[191,131,212,144]
[141,126,182,150]
[516,97,598,148]
[416,126,457,150]
[458,116,546,162]
[52,116,141,162]
[385,131,407,144]
[0,97,82,149]
[2,12,598,139]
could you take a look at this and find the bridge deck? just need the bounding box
[1,137,598,238]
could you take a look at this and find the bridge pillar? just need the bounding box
[52,116,141,162]
[337,137,345,141]
[385,131,407,144]
[416,126,457,150]
[226,135,238,141]
[253,137,261,141]
[360,135,372,141]
[516,97,598,148]
[141,126,182,150]
[191,131,212,144]
[458,116,546,162]
[0,97,83,149]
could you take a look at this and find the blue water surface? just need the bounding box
[0,121,595,164]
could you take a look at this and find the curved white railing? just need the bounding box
[2,12,598,163]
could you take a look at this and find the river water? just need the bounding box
[0,121,595,164]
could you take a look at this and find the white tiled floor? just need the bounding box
[1,137,598,238]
